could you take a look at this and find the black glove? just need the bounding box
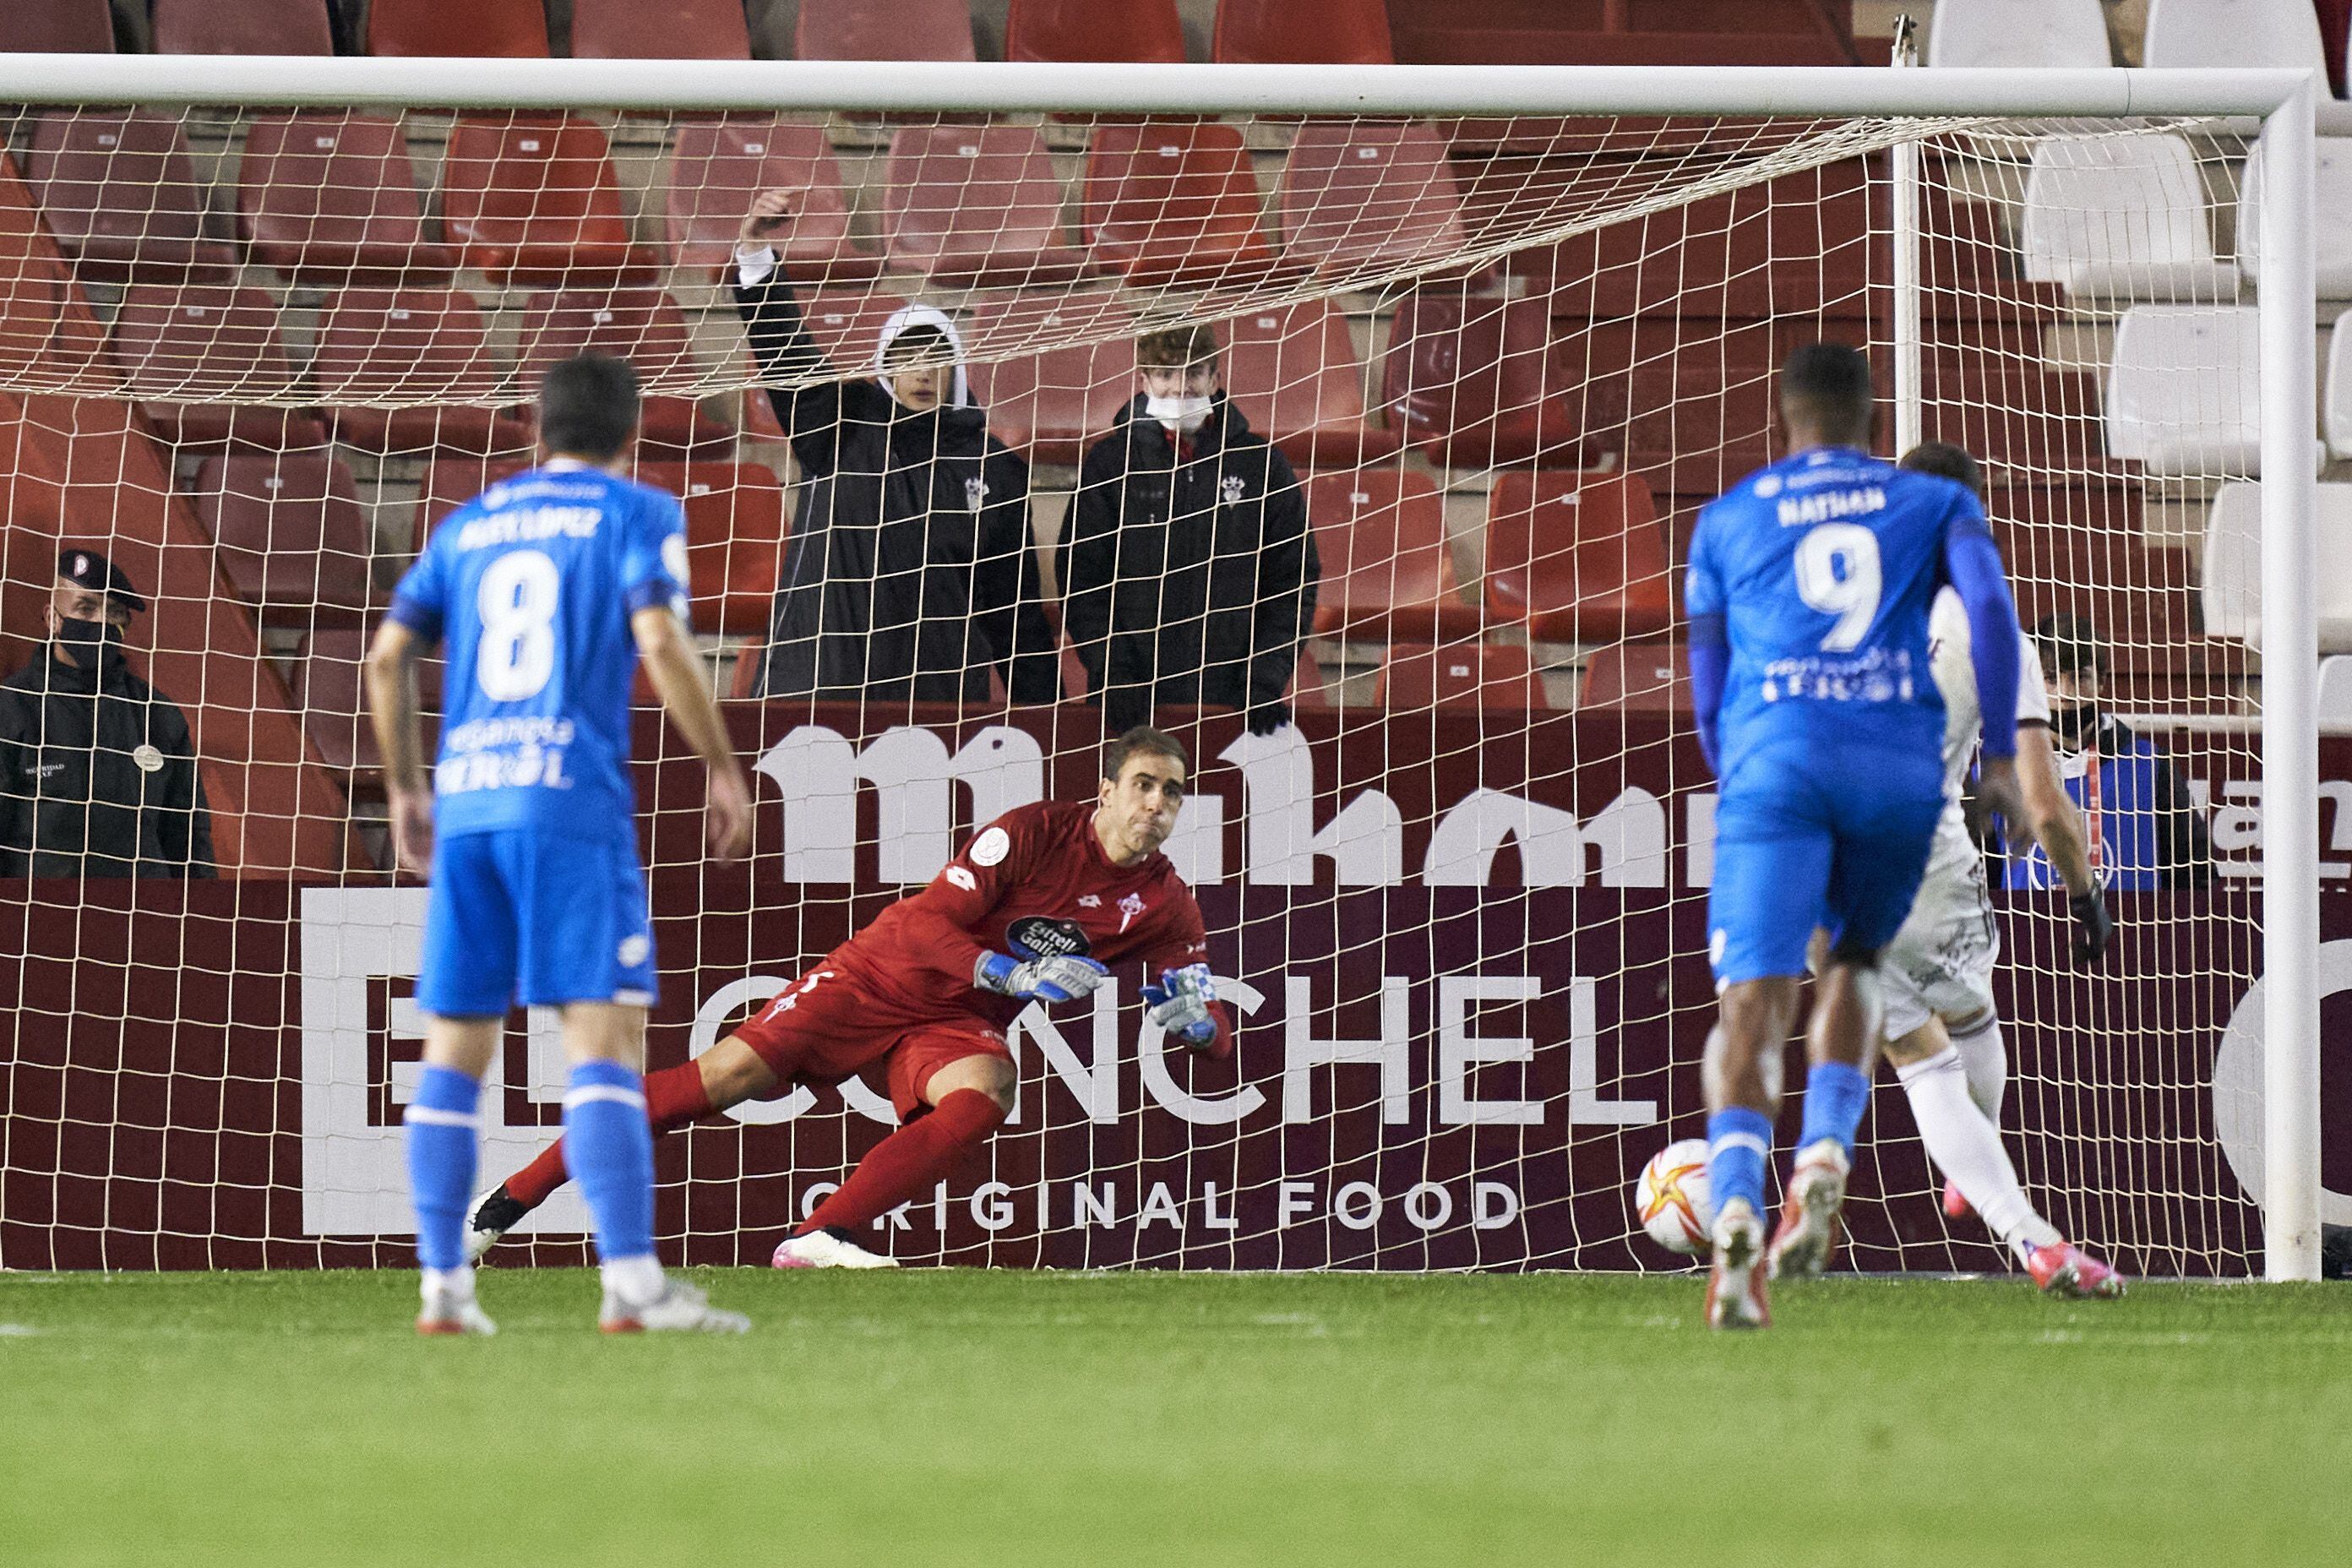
[1245,697,1292,737]
[2069,888,2114,968]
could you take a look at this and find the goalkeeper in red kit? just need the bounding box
[463,726,1230,1268]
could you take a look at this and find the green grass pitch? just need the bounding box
[1,1268,2345,1566]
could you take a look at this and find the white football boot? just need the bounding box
[463,1184,527,1263]
[598,1277,751,1335]
[416,1272,498,1337]
[1767,1138,1851,1280]
[771,1227,900,1270]
[1705,1197,1771,1331]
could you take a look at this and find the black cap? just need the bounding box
[56,547,147,615]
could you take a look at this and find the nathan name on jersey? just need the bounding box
[386,465,690,837]
[1687,448,1985,765]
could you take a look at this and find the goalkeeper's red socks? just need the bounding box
[503,1058,718,1211]
[795,1089,1005,1236]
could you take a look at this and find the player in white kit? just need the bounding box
[1881,443,2123,1298]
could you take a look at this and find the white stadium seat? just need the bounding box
[2142,0,2328,69]
[2104,305,2289,476]
[1926,0,2110,68]
[2021,134,2235,300]
[2325,323,2352,460]
[2239,139,2352,300]
[2200,481,2352,651]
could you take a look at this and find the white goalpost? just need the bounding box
[0,52,2321,1281]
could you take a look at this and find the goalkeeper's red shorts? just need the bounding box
[729,964,1013,1121]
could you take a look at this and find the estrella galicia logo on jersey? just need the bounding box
[1006,916,1092,960]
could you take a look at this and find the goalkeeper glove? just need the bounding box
[2069,887,2114,969]
[1141,963,1219,1047]
[975,945,1109,1004]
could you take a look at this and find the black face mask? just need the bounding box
[56,614,125,669]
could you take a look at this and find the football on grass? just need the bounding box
[1634,1138,1713,1255]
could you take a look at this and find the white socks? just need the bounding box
[1895,1045,2062,1264]
[1950,1014,2007,1125]
[601,1254,665,1307]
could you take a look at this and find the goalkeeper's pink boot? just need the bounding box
[1942,1179,1975,1222]
[773,1226,899,1270]
[2028,1243,2127,1300]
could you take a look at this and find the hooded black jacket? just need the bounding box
[736,276,1059,703]
[0,647,213,878]
[1061,392,1320,730]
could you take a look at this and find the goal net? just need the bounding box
[0,63,2307,1277]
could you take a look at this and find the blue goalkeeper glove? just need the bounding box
[1141,963,1218,1047]
[974,944,1109,1004]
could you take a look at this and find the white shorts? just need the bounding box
[1878,847,1999,1043]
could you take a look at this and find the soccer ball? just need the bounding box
[1634,1138,1714,1256]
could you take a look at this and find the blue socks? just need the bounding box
[564,1059,656,1264]
[1798,1061,1871,1161]
[1706,1107,1772,1223]
[406,1065,481,1272]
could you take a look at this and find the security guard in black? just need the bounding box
[0,549,212,878]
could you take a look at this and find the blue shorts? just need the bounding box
[1707,738,1944,986]
[416,827,657,1018]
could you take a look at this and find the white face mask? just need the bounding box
[1145,394,1213,433]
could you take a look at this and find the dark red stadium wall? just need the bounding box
[0,705,2327,1275]
[0,155,357,877]
[1386,0,1862,67]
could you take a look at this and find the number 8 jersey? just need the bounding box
[1684,445,1987,779]
[385,462,691,839]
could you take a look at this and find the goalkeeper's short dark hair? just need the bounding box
[539,353,640,460]
[1103,726,1189,784]
[1778,340,1876,447]
[1899,440,1986,500]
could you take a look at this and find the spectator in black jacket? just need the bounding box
[0,548,212,878]
[733,188,1058,703]
[1061,324,1320,735]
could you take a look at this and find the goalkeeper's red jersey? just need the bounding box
[824,799,1231,1055]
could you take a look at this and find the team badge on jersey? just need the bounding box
[1119,891,1148,932]
[1006,915,1092,958]
[1220,475,1248,505]
[964,476,988,511]
[969,825,1011,866]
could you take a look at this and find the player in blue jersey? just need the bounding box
[366,354,754,1336]
[1684,344,2025,1329]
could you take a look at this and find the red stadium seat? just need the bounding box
[365,0,548,57]
[1380,290,1587,467]
[1375,641,1549,710]
[191,453,378,627]
[1213,0,1393,63]
[1293,645,1328,708]
[1278,120,1472,281]
[632,462,789,636]
[1576,643,1692,711]
[314,287,531,455]
[665,118,879,283]
[1217,298,1400,466]
[23,110,240,283]
[109,283,328,451]
[1,0,115,51]
[1302,468,1478,641]
[1007,0,1187,63]
[1384,0,1860,67]
[237,113,457,283]
[1483,471,1673,644]
[440,114,655,286]
[964,294,1138,466]
[883,124,1087,286]
[1081,120,1277,286]
[513,286,735,455]
[796,0,975,61]
[151,0,334,55]
[292,623,444,780]
[571,0,750,59]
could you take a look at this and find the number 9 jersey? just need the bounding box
[384,464,690,1017]
[1685,446,1988,776]
[385,464,690,840]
